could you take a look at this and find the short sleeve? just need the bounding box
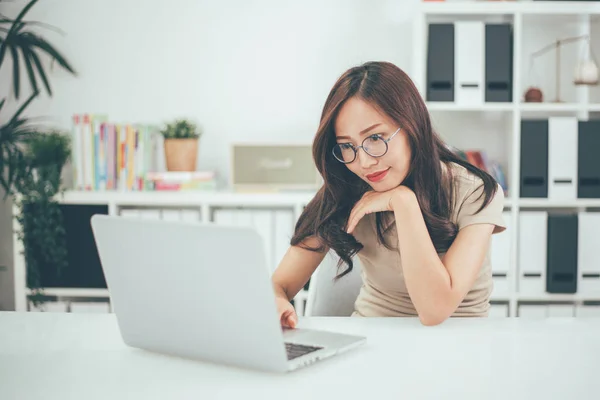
[455,176,506,234]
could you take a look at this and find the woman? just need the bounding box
[271,61,506,327]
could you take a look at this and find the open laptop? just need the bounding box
[90,214,366,373]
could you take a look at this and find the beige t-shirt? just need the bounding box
[351,162,506,318]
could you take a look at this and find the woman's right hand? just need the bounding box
[276,296,298,329]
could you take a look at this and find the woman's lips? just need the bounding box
[366,168,390,182]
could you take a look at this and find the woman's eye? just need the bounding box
[339,143,353,149]
[369,134,384,141]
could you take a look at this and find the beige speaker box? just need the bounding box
[230,143,322,191]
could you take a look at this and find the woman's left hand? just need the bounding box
[346,186,414,234]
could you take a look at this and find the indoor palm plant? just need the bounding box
[1,0,76,194]
[1,0,77,304]
[160,118,202,171]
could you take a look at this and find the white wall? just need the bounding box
[3,0,419,184]
[0,0,419,309]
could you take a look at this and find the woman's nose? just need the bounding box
[357,148,377,169]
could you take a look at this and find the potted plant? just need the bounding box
[160,119,202,171]
[14,130,71,303]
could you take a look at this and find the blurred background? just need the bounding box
[1,0,600,319]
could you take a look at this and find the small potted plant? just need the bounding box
[160,119,201,171]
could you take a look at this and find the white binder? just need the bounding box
[160,209,182,221]
[273,210,295,273]
[575,305,600,317]
[547,304,575,317]
[490,211,511,295]
[488,303,508,318]
[455,21,485,105]
[578,212,600,293]
[518,305,547,318]
[548,117,578,200]
[518,211,547,294]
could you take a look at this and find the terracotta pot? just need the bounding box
[164,138,198,171]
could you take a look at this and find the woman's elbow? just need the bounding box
[418,310,452,326]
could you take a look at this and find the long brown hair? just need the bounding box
[291,61,498,278]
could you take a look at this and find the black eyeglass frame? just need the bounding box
[331,127,401,164]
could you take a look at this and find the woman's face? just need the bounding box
[334,97,411,192]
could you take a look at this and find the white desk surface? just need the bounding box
[0,312,599,400]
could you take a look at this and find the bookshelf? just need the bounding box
[412,0,600,318]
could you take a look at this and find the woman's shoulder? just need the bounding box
[443,161,506,232]
[443,161,497,199]
[444,161,480,187]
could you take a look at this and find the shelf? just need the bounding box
[519,199,600,208]
[426,102,600,113]
[586,104,600,112]
[27,288,110,298]
[26,287,600,304]
[51,192,600,211]
[518,293,600,302]
[520,103,583,113]
[27,287,312,302]
[427,102,514,112]
[421,1,600,16]
[56,190,318,207]
[490,293,512,302]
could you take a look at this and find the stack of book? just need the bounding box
[145,171,217,191]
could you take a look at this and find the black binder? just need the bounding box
[578,120,600,198]
[485,24,513,102]
[546,214,578,293]
[426,23,454,102]
[520,119,549,198]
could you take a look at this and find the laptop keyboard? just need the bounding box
[285,342,323,360]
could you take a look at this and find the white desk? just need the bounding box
[0,312,598,400]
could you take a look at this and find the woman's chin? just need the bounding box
[367,180,401,192]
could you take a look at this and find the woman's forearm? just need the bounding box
[391,190,456,325]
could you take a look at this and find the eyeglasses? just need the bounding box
[332,127,401,164]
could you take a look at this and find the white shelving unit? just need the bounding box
[412,1,600,318]
[10,1,600,319]
[12,190,315,315]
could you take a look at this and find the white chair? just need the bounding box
[304,251,364,317]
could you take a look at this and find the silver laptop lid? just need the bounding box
[91,214,289,372]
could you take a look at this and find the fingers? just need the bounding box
[347,193,372,234]
[280,309,297,329]
[346,203,361,234]
[347,207,366,234]
[287,313,297,329]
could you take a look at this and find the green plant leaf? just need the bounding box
[0,92,38,195]
[27,48,50,95]
[9,44,20,99]
[21,47,38,94]
[7,91,37,127]
[0,0,75,99]
[21,31,76,75]
[160,118,201,139]
[0,0,38,67]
